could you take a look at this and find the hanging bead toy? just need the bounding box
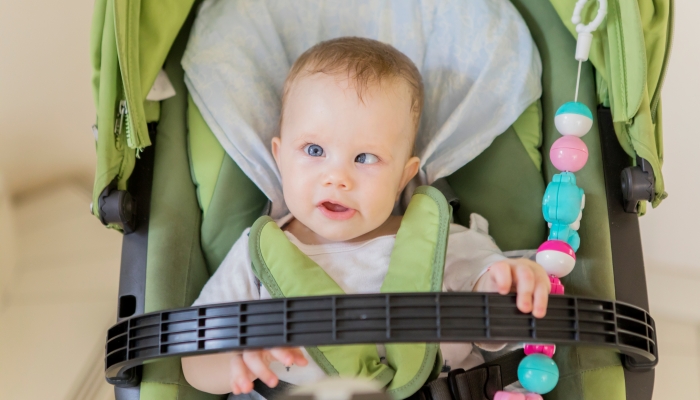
[495,1,607,398]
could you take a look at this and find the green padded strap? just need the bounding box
[383,186,449,293]
[382,186,448,398]
[249,217,345,298]
[249,186,450,399]
[248,217,394,387]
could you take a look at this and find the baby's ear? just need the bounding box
[395,157,420,203]
[271,137,282,167]
[398,156,420,194]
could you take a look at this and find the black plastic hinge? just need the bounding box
[106,366,142,388]
[620,157,655,213]
[97,181,136,234]
[623,354,658,373]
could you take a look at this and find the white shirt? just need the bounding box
[194,214,506,386]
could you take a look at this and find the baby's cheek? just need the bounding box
[283,176,312,215]
[362,186,397,227]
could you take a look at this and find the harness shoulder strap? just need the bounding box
[249,186,451,399]
[248,216,393,384]
[382,186,451,399]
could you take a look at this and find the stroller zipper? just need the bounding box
[114,100,128,138]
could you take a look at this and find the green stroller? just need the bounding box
[92,0,672,399]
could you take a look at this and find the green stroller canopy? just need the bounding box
[90,0,671,219]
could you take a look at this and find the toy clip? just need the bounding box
[572,0,608,62]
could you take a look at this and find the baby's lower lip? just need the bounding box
[317,202,356,221]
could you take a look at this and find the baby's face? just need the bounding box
[272,73,419,242]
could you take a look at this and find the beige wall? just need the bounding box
[0,176,16,309]
[0,1,96,195]
[640,0,700,322]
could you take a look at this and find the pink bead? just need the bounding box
[549,275,565,295]
[525,394,544,400]
[550,136,588,172]
[537,240,576,259]
[494,391,526,400]
[536,240,576,278]
[524,344,556,358]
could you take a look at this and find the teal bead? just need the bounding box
[555,101,593,118]
[518,354,560,394]
[554,102,594,136]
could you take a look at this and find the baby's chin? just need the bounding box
[300,214,384,243]
[309,222,374,243]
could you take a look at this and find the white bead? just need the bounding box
[536,250,576,278]
[554,113,593,137]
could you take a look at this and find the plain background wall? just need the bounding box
[0,1,96,195]
[0,176,16,310]
[639,0,700,323]
[0,0,698,398]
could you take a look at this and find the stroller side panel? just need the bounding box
[548,0,672,209]
[127,10,224,400]
[188,98,268,274]
[510,1,650,399]
[91,0,136,228]
[447,124,547,251]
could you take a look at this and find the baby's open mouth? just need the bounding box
[317,201,356,220]
[322,202,348,212]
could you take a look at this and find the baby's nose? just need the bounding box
[323,169,353,190]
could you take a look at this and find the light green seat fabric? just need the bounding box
[142,5,620,399]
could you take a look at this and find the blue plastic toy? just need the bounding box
[542,172,584,224]
[543,173,584,251]
[548,224,581,251]
[517,354,560,394]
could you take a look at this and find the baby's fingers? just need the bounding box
[488,261,514,295]
[270,347,308,367]
[513,263,536,314]
[531,265,551,318]
[229,354,254,395]
[243,351,279,389]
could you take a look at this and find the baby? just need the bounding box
[182,37,551,397]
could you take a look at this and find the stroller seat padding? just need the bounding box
[132,0,628,399]
[182,0,542,218]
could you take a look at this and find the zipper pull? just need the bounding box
[114,100,128,137]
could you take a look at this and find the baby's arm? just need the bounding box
[180,228,308,394]
[473,258,551,318]
[182,348,307,395]
[443,219,550,316]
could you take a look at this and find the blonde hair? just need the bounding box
[282,37,424,132]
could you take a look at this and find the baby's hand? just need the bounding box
[229,348,307,394]
[473,258,551,318]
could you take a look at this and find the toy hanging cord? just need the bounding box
[575,61,582,102]
[572,0,607,101]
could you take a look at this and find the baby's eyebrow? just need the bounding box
[290,132,323,144]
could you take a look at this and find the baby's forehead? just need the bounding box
[283,73,417,152]
[288,71,411,102]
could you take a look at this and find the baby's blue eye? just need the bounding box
[304,144,324,157]
[355,153,379,164]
